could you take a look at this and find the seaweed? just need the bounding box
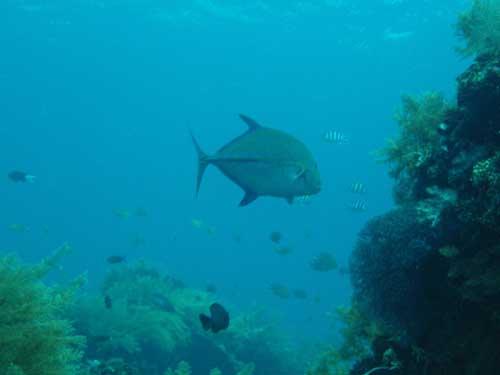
[456,0,500,57]
[379,92,451,180]
[0,244,84,375]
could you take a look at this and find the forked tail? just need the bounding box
[189,130,209,196]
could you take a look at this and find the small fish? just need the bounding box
[270,283,290,299]
[350,182,366,194]
[323,130,348,145]
[269,231,283,244]
[310,252,338,272]
[112,208,131,219]
[8,170,36,183]
[273,245,293,256]
[349,200,367,212]
[8,224,28,233]
[199,303,230,333]
[106,255,126,264]
[191,219,204,229]
[293,289,308,299]
[104,295,112,309]
[191,219,216,235]
[190,114,321,206]
[134,207,148,217]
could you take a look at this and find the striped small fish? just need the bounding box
[349,200,367,212]
[323,130,348,144]
[350,182,366,194]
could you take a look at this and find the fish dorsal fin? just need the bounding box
[239,191,258,206]
[239,114,262,131]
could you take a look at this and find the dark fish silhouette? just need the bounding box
[8,170,36,183]
[199,303,230,333]
[190,114,321,206]
[269,231,283,244]
[106,255,126,264]
[104,295,112,309]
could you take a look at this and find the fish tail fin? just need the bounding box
[199,313,212,331]
[189,130,210,196]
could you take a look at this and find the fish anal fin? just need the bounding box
[239,114,262,131]
[239,191,258,207]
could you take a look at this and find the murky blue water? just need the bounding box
[0,0,469,344]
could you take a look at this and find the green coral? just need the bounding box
[0,245,84,374]
[379,92,451,178]
[456,0,500,57]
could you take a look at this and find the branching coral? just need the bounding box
[0,245,84,374]
[456,0,500,57]
[379,92,451,178]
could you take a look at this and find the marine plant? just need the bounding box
[379,91,450,179]
[164,361,192,375]
[456,0,500,57]
[73,262,194,372]
[0,244,84,374]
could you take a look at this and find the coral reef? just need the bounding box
[74,262,299,375]
[346,11,500,374]
[349,205,455,341]
[0,244,84,375]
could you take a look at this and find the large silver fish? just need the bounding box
[190,114,321,206]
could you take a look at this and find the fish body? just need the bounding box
[269,231,282,244]
[191,115,321,206]
[199,303,230,333]
[323,130,348,145]
[350,182,366,194]
[349,200,367,212]
[8,170,36,183]
[270,283,290,299]
[310,252,338,272]
[106,255,126,264]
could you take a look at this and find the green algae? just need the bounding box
[0,245,84,375]
[379,92,451,178]
[456,0,500,57]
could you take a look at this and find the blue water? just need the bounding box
[1,0,468,343]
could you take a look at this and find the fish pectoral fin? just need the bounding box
[239,191,258,207]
